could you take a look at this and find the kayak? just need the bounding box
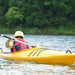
[0,47,75,66]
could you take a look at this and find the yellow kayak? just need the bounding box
[0,47,75,66]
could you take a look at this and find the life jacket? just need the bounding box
[11,39,29,52]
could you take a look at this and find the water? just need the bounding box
[0,35,75,75]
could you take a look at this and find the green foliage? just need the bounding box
[6,7,23,20]
[5,7,24,28]
[0,0,75,35]
[0,28,9,33]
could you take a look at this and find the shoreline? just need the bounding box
[0,27,75,35]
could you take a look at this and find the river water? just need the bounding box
[0,34,75,75]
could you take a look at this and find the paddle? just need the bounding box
[0,33,29,45]
[0,33,40,48]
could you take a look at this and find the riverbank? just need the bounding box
[0,27,75,35]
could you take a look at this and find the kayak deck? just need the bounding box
[0,47,75,66]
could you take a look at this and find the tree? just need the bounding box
[0,0,9,27]
[5,7,24,28]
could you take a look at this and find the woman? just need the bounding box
[6,31,29,52]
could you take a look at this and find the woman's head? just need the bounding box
[14,31,24,39]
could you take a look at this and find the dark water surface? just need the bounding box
[0,35,75,75]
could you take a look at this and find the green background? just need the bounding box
[0,0,75,35]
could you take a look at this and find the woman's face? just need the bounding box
[15,36,23,40]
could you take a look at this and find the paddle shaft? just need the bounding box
[1,34,14,40]
[0,34,29,45]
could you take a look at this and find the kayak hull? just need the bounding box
[0,47,75,66]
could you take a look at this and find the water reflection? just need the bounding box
[0,62,75,75]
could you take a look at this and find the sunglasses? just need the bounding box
[15,36,23,38]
